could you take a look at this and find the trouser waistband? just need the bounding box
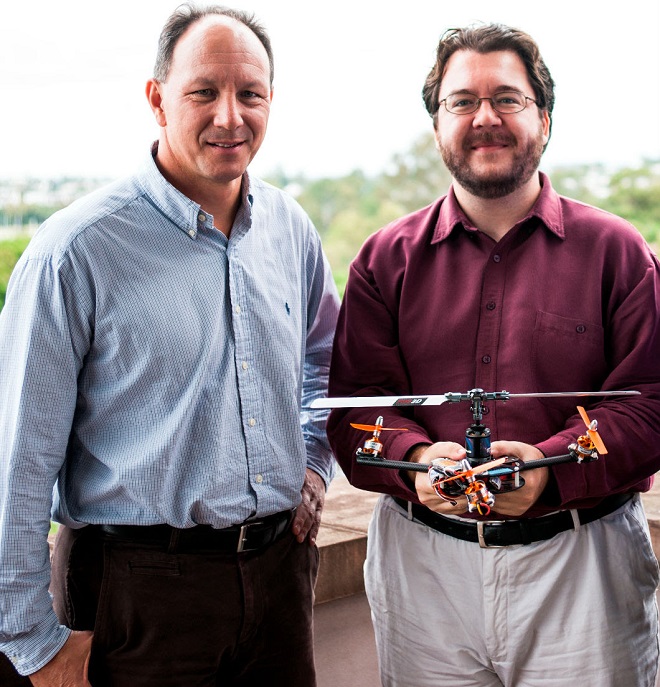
[392,493,632,548]
[95,509,294,554]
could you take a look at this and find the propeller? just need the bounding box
[350,423,409,432]
[577,406,608,455]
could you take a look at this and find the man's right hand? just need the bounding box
[407,441,471,515]
[29,630,93,687]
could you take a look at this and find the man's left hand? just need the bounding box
[488,441,549,517]
[291,468,326,545]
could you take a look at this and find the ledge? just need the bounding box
[315,474,379,604]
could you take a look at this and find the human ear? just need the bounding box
[146,79,167,127]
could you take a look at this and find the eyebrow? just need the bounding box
[445,85,524,97]
[186,76,269,91]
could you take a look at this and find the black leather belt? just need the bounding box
[392,493,632,548]
[97,509,294,554]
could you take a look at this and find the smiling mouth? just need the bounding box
[209,141,243,149]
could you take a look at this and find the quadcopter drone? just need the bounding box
[311,388,639,515]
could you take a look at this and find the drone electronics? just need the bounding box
[312,388,639,515]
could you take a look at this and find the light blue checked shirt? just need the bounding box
[0,149,340,674]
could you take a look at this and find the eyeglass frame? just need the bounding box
[438,90,537,116]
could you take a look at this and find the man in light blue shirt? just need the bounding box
[0,5,339,685]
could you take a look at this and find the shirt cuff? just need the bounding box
[0,613,71,677]
[305,445,336,489]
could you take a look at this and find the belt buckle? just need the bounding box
[477,520,507,549]
[237,524,249,553]
[236,519,265,553]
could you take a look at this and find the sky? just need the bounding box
[1,0,659,182]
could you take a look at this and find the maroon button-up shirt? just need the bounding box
[327,174,660,517]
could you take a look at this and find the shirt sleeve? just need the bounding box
[0,249,89,674]
[300,237,340,488]
[536,252,660,506]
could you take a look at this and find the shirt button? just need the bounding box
[235,305,241,314]
[493,254,501,263]
[576,324,586,333]
[188,229,196,238]
[255,474,264,484]
[198,213,207,222]
[486,301,496,311]
[242,361,249,370]
[248,418,256,427]
[482,355,492,364]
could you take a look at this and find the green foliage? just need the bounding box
[550,159,660,247]
[600,161,660,245]
[0,236,31,310]
[376,132,453,212]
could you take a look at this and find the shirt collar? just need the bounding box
[432,172,565,243]
[136,142,253,239]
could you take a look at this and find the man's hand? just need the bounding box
[488,440,548,516]
[291,468,326,546]
[29,630,93,687]
[408,442,472,515]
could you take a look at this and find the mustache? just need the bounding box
[465,132,516,147]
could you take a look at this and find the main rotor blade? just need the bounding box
[310,395,450,409]
[507,390,640,399]
[310,389,639,410]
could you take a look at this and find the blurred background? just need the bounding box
[1,0,658,294]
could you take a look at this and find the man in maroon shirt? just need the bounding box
[326,24,660,687]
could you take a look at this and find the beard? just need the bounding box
[438,129,545,200]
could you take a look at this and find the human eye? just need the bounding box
[190,88,215,100]
[239,89,268,104]
[494,91,525,109]
[447,94,477,113]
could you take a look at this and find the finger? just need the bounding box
[291,493,323,543]
[491,441,544,462]
[292,502,323,544]
[489,440,514,457]
[306,501,324,545]
[423,441,467,463]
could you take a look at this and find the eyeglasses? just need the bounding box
[439,90,537,116]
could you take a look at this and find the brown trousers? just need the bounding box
[2,524,319,686]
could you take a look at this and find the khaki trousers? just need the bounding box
[365,494,660,687]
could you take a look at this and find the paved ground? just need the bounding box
[315,592,380,687]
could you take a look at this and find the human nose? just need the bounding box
[472,98,502,126]
[213,93,243,129]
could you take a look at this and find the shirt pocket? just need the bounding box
[531,310,607,391]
